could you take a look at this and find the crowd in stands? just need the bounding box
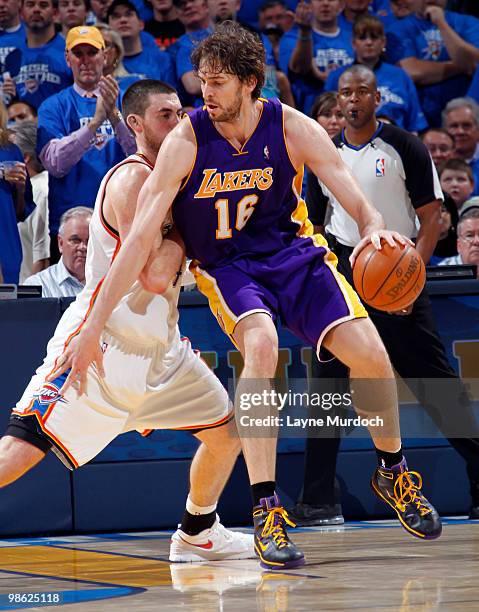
[1,0,479,293]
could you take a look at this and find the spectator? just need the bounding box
[107,0,175,81]
[430,193,459,260]
[7,100,37,124]
[236,0,296,31]
[442,97,479,194]
[15,0,73,109]
[279,0,354,114]
[325,15,427,132]
[438,207,479,275]
[24,206,91,296]
[389,0,413,20]
[37,25,135,262]
[172,0,214,106]
[143,0,185,50]
[259,0,294,37]
[0,0,25,88]
[0,98,32,283]
[208,0,240,23]
[439,158,475,210]
[86,0,113,23]
[311,91,345,138]
[422,127,455,168]
[57,0,88,37]
[292,64,479,526]
[10,120,50,281]
[388,0,479,127]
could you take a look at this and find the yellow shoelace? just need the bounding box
[393,471,431,516]
[261,508,296,548]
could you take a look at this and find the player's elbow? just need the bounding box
[139,271,171,294]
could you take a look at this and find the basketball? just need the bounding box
[352,241,426,312]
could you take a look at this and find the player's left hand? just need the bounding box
[46,328,105,397]
[350,230,413,268]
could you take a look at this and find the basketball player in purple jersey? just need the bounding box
[52,22,442,569]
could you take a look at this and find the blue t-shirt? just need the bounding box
[37,86,127,235]
[123,46,175,85]
[14,34,73,109]
[0,143,29,283]
[388,11,479,126]
[468,64,479,102]
[175,27,213,107]
[279,26,354,114]
[0,23,26,73]
[325,61,427,132]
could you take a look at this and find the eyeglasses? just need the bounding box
[458,232,479,244]
[66,237,88,247]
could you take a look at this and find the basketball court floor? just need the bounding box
[1,518,478,610]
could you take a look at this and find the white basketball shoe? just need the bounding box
[169,516,255,562]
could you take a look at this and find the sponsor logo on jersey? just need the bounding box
[194,167,273,198]
[375,158,385,177]
[34,382,67,406]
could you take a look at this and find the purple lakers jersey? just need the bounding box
[172,98,312,268]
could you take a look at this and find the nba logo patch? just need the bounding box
[375,158,385,177]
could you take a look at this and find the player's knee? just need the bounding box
[359,340,393,378]
[0,436,46,488]
[243,332,278,374]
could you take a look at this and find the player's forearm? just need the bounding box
[415,212,441,264]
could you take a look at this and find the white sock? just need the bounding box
[186,494,217,516]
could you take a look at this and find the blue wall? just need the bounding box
[0,282,478,535]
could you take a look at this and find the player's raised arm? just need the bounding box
[50,118,196,395]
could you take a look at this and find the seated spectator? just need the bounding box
[37,26,135,262]
[442,97,479,195]
[311,91,344,138]
[0,99,33,283]
[388,0,479,127]
[7,100,37,125]
[107,0,175,82]
[438,207,479,275]
[279,0,354,114]
[24,206,91,296]
[422,127,455,168]
[325,15,427,132]
[10,120,50,282]
[14,0,73,110]
[172,0,214,107]
[439,158,475,211]
[143,0,185,50]
[432,193,459,260]
[259,0,294,66]
[57,0,88,37]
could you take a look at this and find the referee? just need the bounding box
[291,65,479,526]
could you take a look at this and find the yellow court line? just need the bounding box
[0,546,172,587]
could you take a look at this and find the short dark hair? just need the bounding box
[421,127,455,146]
[439,158,474,182]
[7,99,37,117]
[259,0,286,12]
[107,0,139,21]
[191,21,265,100]
[339,64,377,89]
[122,79,177,120]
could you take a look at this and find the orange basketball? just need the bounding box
[352,241,426,312]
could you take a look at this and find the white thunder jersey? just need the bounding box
[47,154,187,368]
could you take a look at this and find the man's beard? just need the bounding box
[210,87,244,123]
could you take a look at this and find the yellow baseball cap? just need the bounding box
[66,26,105,51]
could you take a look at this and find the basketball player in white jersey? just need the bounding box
[0,79,253,563]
